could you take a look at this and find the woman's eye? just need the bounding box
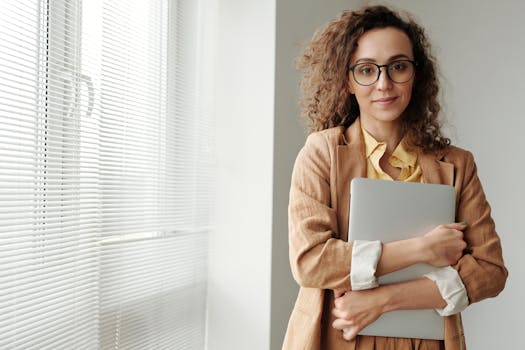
[391,62,407,71]
[358,65,375,75]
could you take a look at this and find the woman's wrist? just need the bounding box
[377,284,397,313]
[376,237,428,277]
[413,235,431,264]
[376,278,448,313]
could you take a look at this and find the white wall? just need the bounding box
[206,0,275,349]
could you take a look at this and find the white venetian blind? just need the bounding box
[0,0,214,349]
[0,1,100,348]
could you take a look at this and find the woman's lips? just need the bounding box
[373,96,397,105]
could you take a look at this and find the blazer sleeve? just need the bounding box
[288,132,352,291]
[454,151,508,303]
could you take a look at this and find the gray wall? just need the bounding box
[271,0,524,349]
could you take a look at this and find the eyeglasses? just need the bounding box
[348,60,417,86]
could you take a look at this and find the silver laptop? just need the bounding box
[347,178,456,340]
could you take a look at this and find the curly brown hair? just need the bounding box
[297,5,450,152]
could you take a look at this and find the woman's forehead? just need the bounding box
[352,27,413,62]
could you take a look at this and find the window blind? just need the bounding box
[0,1,100,348]
[0,0,214,348]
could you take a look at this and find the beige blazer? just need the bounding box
[284,119,508,350]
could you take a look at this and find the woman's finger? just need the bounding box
[443,222,468,230]
[332,317,353,330]
[342,325,360,341]
[331,306,349,319]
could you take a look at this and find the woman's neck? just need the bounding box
[360,117,403,154]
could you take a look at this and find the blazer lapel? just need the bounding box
[418,149,454,186]
[335,120,366,240]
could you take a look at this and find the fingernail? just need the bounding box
[459,221,468,226]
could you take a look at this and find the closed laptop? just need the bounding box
[347,178,456,340]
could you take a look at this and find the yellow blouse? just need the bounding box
[361,126,423,182]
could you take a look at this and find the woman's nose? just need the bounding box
[376,67,393,90]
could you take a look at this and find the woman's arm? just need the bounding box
[377,222,467,277]
[348,223,467,291]
[289,132,352,290]
[332,278,446,341]
[451,151,508,302]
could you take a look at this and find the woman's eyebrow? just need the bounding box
[354,54,412,64]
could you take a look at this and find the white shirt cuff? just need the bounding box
[424,266,469,316]
[350,240,382,290]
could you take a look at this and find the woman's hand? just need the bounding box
[331,288,387,341]
[332,278,451,341]
[421,222,468,267]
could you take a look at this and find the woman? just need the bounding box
[284,5,507,350]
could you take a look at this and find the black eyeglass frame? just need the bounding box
[347,60,418,86]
